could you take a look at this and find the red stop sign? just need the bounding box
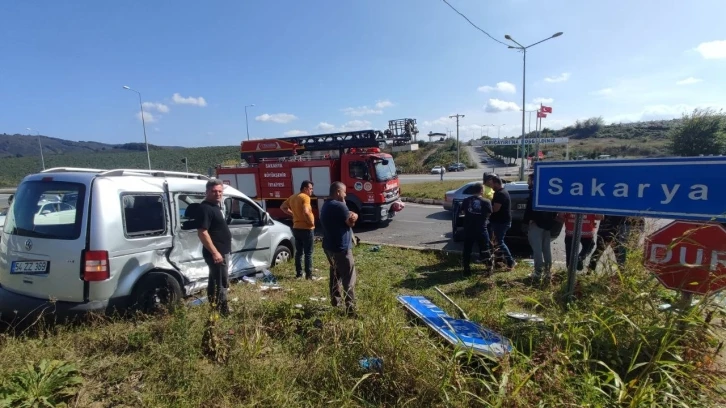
[644,221,726,295]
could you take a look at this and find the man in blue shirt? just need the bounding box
[320,181,358,316]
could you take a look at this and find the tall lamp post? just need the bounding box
[122,85,152,170]
[244,104,255,141]
[26,127,45,170]
[497,124,506,138]
[504,31,563,180]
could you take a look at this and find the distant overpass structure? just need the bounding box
[472,137,571,160]
[427,132,446,142]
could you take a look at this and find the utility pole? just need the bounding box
[449,114,465,164]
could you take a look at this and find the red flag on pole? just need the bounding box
[537,111,547,118]
[541,105,552,113]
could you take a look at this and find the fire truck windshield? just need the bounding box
[373,157,397,182]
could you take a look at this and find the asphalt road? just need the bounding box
[397,146,524,185]
[355,201,672,268]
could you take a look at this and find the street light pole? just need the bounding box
[449,114,465,164]
[497,124,505,138]
[122,86,152,170]
[26,128,45,170]
[245,104,255,140]
[505,31,563,180]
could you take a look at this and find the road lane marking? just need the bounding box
[396,220,436,224]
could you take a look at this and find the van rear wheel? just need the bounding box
[131,272,183,315]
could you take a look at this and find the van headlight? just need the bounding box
[380,208,388,217]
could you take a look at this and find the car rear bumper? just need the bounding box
[0,285,109,322]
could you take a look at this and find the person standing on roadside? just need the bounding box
[588,215,644,273]
[195,179,232,316]
[523,173,558,282]
[320,182,358,316]
[460,182,492,277]
[558,212,603,271]
[487,175,516,270]
[281,180,316,279]
[440,165,445,181]
[482,174,495,201]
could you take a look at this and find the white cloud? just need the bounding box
[676,77,703,85]
[316,122,336,131]
[171,93,207,107]
[283,130,309,137]
[484,98,521,113]
[255,113,298,124]
[375,99,394,109]
[422,116,455,127]
[477,81,516,93]
[341,106,383,116]
[591,88,614,96]
[136,111,156,123]
[532,97,554,104]
[341,120,372,130]
[544,73,571,83]
[142,102,170,113]
[694,40,726,59]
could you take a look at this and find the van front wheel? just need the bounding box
[130,272,183,315]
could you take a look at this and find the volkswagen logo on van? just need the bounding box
[24,239,33,251]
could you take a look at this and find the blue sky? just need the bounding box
[2,0,725,147]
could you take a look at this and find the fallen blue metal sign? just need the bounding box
[397,295,512,358]
[532,156,726,221]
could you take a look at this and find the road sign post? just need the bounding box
[565,214,583,305]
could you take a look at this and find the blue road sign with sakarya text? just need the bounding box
[532,156,726,221]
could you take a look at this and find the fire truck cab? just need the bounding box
[216,120,417,226]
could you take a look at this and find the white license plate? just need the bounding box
[517,204,527,210]
[11,261,49,274]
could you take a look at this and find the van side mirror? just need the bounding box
[382,159,389,165]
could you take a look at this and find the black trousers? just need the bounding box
[462,229,492,276]
[293,228,314,277]
[564,236,594,270]
[206,254,230,315]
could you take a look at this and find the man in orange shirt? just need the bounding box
[281,181,316,279]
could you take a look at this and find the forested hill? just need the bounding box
[0,132,184,158]
[525,117,682,141]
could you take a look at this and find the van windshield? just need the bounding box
[374,156,397,182]
[3,181,86,240]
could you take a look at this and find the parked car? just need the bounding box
[0,208,6,227]
[431,166,444,174]
[0,167,295,321]
[450,180,563,243]
[447,163,467,172]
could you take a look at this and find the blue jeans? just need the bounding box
[293,228,314,277]
[490,222,514,268]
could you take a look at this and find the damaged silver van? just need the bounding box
[0,168,295,320]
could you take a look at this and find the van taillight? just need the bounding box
[82,250,109,281]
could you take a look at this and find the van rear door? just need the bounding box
[0,179,88,302]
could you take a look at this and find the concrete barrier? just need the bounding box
[400,197,445,205]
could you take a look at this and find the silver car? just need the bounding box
[0,167,295,320]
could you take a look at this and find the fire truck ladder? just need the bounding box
[279,129,393,152]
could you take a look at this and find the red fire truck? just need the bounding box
[216,119,417,226]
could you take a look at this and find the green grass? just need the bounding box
[401,180,479,201]
[393,140,476,174]
[1,242,724,407]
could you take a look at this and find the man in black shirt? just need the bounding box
[195,179,232,316]
[487,175,515,270]
[460,182,492,277]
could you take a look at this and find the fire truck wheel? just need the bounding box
[345,201,359,216]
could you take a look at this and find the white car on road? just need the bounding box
[430,166,444,174]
